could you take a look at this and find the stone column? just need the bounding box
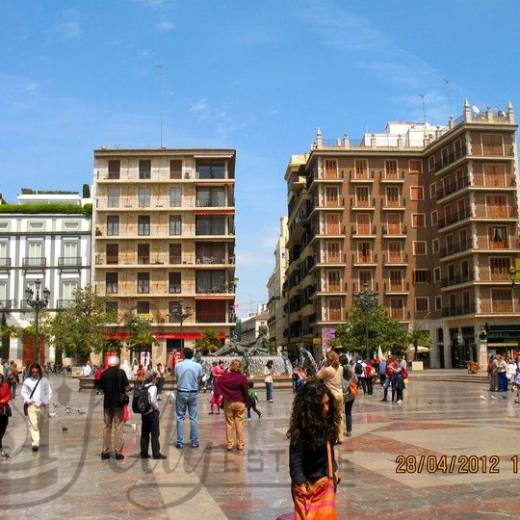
[442,323,452,368]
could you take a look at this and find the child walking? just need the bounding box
[247,381,262,419]
[209,387,223,415]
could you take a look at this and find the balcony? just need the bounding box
[473,173,516,188]
[478,205,517,219]
[352,225,376,237]
[353,252,377,265]
[381,171,406,182]
[431,145,467,174]
[22,257,46,268]
[58,257,82,267]
[439,239,473,259]
[437,207,471,229]
[383,253,408,265]
[57,299,74,309]
[382,225,407,237]
[350,169,374,182]
[169,285,182,294]
[390,308,405,320]
[384,282,410,293]
[351,197,376,210]
[0,258,11,268]
[441,271,475,288]
[442,303,476,317]
[382,197,406,210]
[437,176,470,200]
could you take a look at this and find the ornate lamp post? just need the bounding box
[25,280,50,365]
[171,301,192,353]
[354,282,378,359]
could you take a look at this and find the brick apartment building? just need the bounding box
[283,101,519,368]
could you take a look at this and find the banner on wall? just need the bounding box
[321,328,336,357]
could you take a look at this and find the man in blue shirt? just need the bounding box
[175,348,202,449]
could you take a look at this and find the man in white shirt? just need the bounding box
[82,362,93,378]
[21,363,52,451]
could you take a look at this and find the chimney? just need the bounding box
[508,100,515,124]
[463,99,472,122]
[316,128,323,148]
[342,133,350,148]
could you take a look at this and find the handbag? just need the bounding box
[0,404,12,417]
[23,377,41,416]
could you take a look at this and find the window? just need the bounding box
[327,271,341,291]
[488,226,507,249]
[355,186,370,207]
[359,270,372,291]
[435,296,442,311]
[414,270,430,284]
[169,272,181,293]
[486,194,508,218]
[0,241,7,264]
[385,160,397,179]
[356,213,370,234]
[137,301,150,314]
[490,257,511,281]
[413,241,427,255]
[108,160,120,179]
[415,297,429,312]
[431,211,438,227]
[195,301,226,323]
[106,300,118,316]
[428,156,435,172]
[358,242,372,263]
[389,270,403,291]
[484,164,506,187]
[434,267,441,282]
[386,186,399,206]
[409,160,422,174]
[324,214,341,234]
[196,271,226,293]
[196,160,225,179]
[354,160,368,179]
[412,214,425,228]
[410,186,424,200]
[137,273,150,293]
[0,280,8,303]
[492,288,513,312]
[106,244,118,264]
[138,215,150,236]
[138,187,151,208]
[170,159,182,179]
[107,187,119,208]
[326,242,341,262]
[137,244,150,264]
[170,186,182,207]
[429,183,436,200]
[139,159,151,179]
[169,243,182,264]
[63,240,79,261]
[107,215,119,236]
[324,159,338,179]
[327,299,342,320]
[388,241,402,262]
[387,214,401,234]
[390,297,404,320]
[196,216,225,235]
[482,134,503,156]
[196,242,226,264]
[106,272,118,294]
[325,186,339,207]
[61,281,78,304]
[169,216,182,236]
[432,238,439,254]
[196,187,225,207]
[441,147,449,167]
[28,241,43,259]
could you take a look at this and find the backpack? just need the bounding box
[355,362,363,375]
[132,384,152,414]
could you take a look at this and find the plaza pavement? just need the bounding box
[1,374,520,519]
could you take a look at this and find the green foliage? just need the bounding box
[332,302,408,357]
[49,286,114,363]
[407,327,433,360]
[125,313,158,352]
[233,319,242,342]
[0,313,11,360]
[0,203,92,216]
[195,330,222,353]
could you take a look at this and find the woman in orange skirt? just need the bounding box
[287,381,341,519]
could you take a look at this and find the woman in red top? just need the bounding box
[0,373,12,458]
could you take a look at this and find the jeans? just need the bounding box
[141,410,161,456]
[265,382,273,401]
[383,378,391,400]
[344,398,354,433]
[498,372,508,392]
[359,378,368,394]
[176,391,199,445]
[379,374,386,386]
[366,378,373,395]
[247,400,261,418]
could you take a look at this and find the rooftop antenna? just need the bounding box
[420,94,426,123]
[156,64,164,147]
[443,78,452,119]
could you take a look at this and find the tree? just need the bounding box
[49,286,115,363]
[332,302,408,358]
[0,312,14,360]
[195,330,222,354]
[233,319,242,342]
[407,327,433,361]
[125,313,158,357]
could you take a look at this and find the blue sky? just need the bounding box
[1,0,518,317]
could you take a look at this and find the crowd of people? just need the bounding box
[488,353,520,393]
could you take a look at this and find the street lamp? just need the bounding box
[25,280,50,365]
[171,301,192,353]
[354,282,378,359]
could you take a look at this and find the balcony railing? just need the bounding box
[441,272,474,287]
[479,206,517,219]
[22,257,46,268]
[430,145,467,174]
[439,239,473,258]
[472,173,516,188]
[169,285,182,294]
[437,207,471,229]
[58,257,82,267]
[383,253,408,264]
[437,176,470,199]
[442,303,476,317]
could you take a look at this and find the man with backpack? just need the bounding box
[135,370,166,459]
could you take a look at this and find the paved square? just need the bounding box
[2,375,520,519]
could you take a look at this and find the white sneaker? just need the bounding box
[397,400,403,405]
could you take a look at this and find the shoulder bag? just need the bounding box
[23,378,41,416]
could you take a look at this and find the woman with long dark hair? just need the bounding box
[0,373,13,458]
[287,381,340,519]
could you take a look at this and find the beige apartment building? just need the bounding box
[284,101,519,368]
[266,216,289,347]
[92,148,236,365]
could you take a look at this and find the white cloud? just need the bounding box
[54,21,81,40]
[157,20,174,32]
[24,83,39,92]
